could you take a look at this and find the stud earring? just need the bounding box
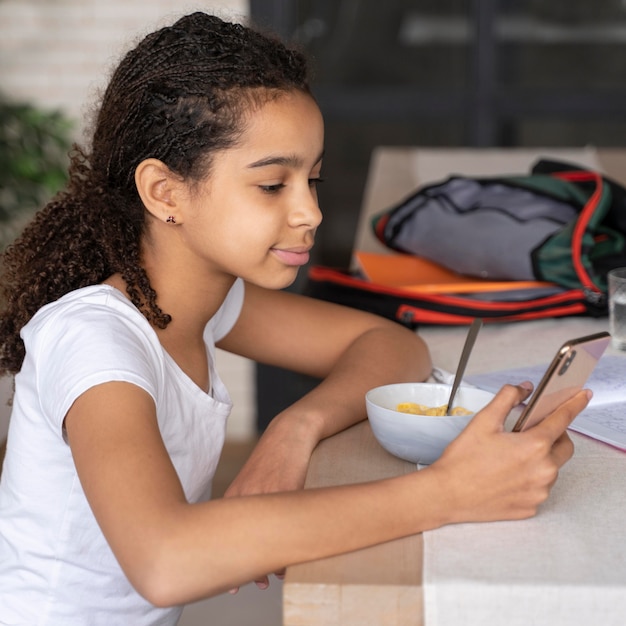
[166,215,176,224]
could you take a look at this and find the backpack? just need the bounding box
[305,160,626,327]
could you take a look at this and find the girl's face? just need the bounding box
[178,90,324,290]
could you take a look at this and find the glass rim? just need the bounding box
[608,267,626,279]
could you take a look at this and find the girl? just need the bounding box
[0,12,589,625]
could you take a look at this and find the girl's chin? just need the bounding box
[248,267,300,291]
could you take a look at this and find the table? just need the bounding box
[283,316,626,626]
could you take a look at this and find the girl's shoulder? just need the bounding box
[20,285,166,409]
[21,284,160,357]
[22,278,244,351]
[29,284,141,322]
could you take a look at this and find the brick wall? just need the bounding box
[0,0,248,136]
[0,0,256,441]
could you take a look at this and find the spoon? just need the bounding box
[446,318,483,415]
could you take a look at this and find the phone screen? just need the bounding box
[512,331,611,432]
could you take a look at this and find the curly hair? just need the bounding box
[0,12,310,376]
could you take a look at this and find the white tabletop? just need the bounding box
[420,316,626,626]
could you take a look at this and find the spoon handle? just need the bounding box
[446,318,483,414]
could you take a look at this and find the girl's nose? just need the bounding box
[289,188,323,229]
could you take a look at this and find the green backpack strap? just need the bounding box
[495,173,590,208]
[532,170,623,300]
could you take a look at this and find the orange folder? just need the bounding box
[353,251,554,294]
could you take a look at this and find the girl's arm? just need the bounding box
[217,282,432,494]
[65,380,585,607]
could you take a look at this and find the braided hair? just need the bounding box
[0,12,310,375]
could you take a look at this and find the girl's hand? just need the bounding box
[425,382,589,526]
[223,414,315,498]
[227,570,284,595]
[223,416,310,593]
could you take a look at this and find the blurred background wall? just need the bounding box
[251,0,626,269]
[249,0,626,430]
[0,0,248,132]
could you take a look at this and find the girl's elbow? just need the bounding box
[120,546,186,607]
[123,554,179,608]
[125,548,225,608]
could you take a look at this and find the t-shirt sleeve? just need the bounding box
[26,299,163,439]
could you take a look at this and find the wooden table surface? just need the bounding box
[283,420,423,626]
[282,316,623,626]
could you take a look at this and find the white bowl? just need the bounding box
[365,383,495,465]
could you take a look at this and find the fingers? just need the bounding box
[470,381,534,431]
[532,389,592,444]
[254,575,270,590]
[229,572,280,595]
[550,431,575,469]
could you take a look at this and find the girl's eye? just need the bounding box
[259,179,324,194]
[259,183,285,194]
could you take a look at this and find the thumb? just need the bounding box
[468,381,534,432]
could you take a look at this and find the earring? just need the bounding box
[166,215,176,224]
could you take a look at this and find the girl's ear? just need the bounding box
[135,158,183,224]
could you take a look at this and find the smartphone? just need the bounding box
[512,331,611,432]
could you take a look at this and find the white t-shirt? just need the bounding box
[0,280,244,626]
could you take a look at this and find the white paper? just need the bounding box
[466,355,626,450]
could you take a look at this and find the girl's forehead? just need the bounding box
[226,92,324,164]
[245,90,321,127]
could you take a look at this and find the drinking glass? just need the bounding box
[608,267,626,350]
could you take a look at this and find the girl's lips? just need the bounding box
[271,247,311,266]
